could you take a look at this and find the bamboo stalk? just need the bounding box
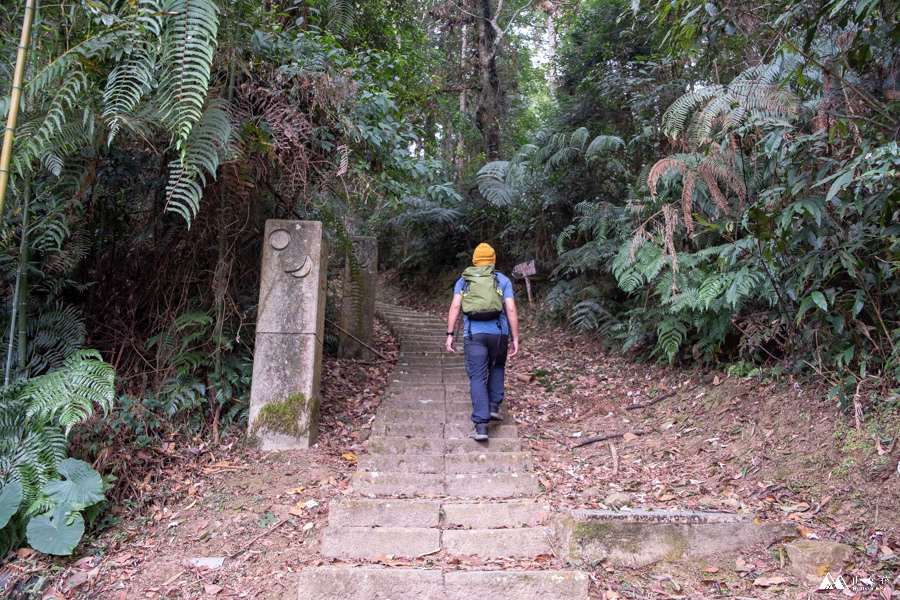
[4,175,30,384]
[16,177,30,373]
[0,0,37,217]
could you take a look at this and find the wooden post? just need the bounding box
[524,276,533,306]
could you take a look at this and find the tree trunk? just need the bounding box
[475,0,502,160]
[457,22,468,177]
[546,11,557,97]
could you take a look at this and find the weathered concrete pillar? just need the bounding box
[338,236,377,360]
[249,220,327,450]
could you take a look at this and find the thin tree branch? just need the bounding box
[325,318,390,360]
[572,428,651,448]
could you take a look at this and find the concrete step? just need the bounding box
[380,398,449,410]
[328,498,440,528]
[379,408,448,424]
[321,527,441,559]
[391,374,446,384]
[380,399,448,411]
[395,366,444,375]
[380,399,469,412]
[369,436,445,455]
[445,437,521,453]
[445,452,532,473]
[357,452,529,474]
[386,382,446,392]
[442,500,550,529]
[397,356,445,364]
[444,423,518,438]
[296,567,589,600]
[443,570,589,600]
[443,526,554,558]
[297,567,445,600]
[392,402,506,415]
[352,472,445,496]
[358,453,444,473]
[445,473,539,498]
[370,422,445,438]
[368,437,521,455]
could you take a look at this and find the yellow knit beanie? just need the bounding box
[472,243,496,266]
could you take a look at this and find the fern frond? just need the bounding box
[103,39,157,144]
[647,157,689,198]
[476,161,518,206]
[570,127,590,150]
[164,105,230,223]
[584,135,625,163]
[157,0,220,150]
[24,350,115,434]
[323,0,354,37]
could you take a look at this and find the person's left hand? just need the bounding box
[445,335,456,353]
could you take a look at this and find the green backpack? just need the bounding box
[461,265,504,321]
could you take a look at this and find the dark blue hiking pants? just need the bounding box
[464,333,509,424]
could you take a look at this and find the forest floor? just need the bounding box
[15,279,900,600]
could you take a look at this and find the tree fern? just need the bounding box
[584,135,625,163]
[476,161,516,206]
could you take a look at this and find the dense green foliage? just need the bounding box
[0,0,898,558]
[465,0,899,409]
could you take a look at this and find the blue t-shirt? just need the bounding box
[453,271,514,337]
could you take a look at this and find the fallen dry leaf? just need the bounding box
[753,576,787,587]
[622,432,638,441]
[203,583,223,595]
[372,552,403,566]
[701,567,719,573]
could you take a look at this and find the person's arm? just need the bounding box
[504,297,519,357]
[446,294,462,353]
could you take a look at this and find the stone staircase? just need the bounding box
[296,303,589,599]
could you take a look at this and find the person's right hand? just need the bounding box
[445,335,456,353]
[509,337,519,357]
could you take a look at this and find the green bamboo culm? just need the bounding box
[16,184,30,374]
[4,176,30,385]
[0,0,36,217]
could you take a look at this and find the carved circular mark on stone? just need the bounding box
[285,255,313,278]
[352,240,372,270]
[269,229,291,251]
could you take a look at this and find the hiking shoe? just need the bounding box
[489,403,503,421]
[469,423,489,441]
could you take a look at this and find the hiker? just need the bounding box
[445,243,519,441]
